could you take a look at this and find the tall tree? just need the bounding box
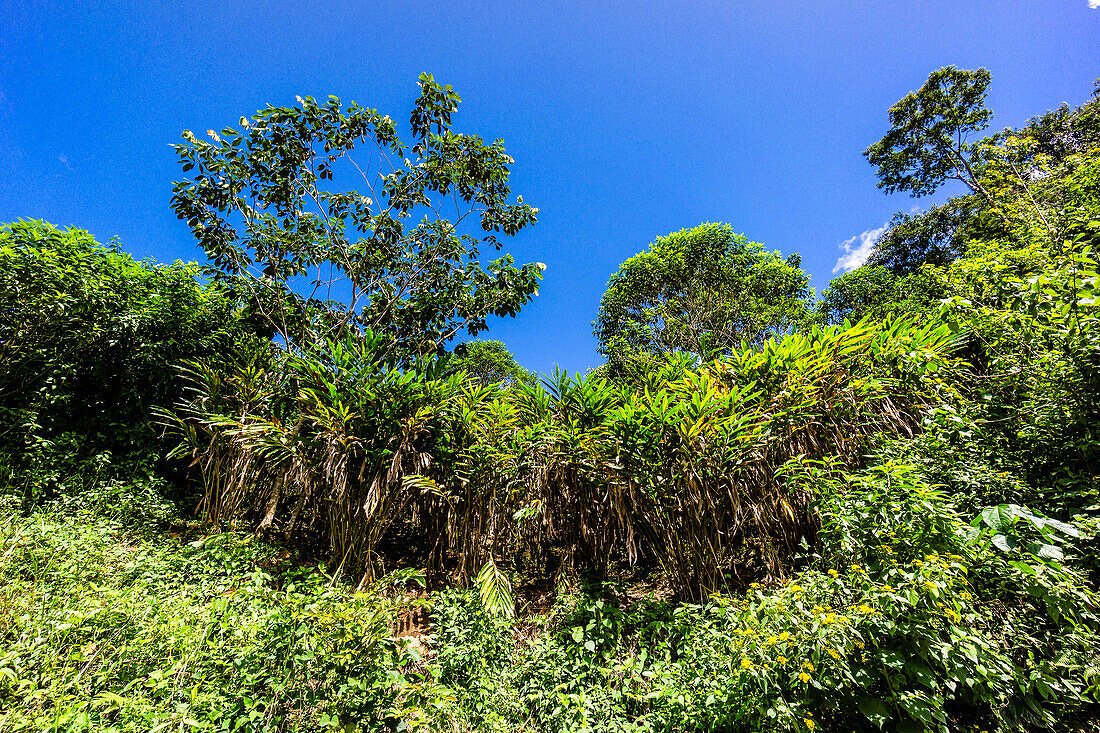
[171,74,543,362]
[867,69,1100,258]
[815,265,898,325]
[865,66,994,202]
[594,223,810,365]
[868,199,976,275]
[448,340,535,386]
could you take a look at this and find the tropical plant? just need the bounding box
[163,331,464,581]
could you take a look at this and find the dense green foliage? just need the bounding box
[447,340,536,387]
[868,201,976,276]
[827,69,1095,325]
[3,70,1100,732]
[815,265,900,326]
[3,461,1094,732]
[0,221,258,506]
[166,315,959,599]
[593,223,811,370]
[0,490,427,732]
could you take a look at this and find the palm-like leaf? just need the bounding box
[475,559,515,618]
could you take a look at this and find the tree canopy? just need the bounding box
[594,223,811,365]
[867,199,976,276]
[448,340,536,387]
[844,69,1100,325]
[171,74,544,361]
[864,66,993,200]
[814,265,898,325]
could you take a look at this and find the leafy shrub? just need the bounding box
[413,460,1100,732]
[0,220,259,506]
[167,315,964,600]
[428,589,521,731]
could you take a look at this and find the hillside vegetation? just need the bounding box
[2,69,1099,732]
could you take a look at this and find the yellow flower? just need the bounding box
[804,718,816,730]
[945,608,961,623]
[777,656,788,664]
[912,559,924,567]
[779,631,790,642]
[802,661,815,671]
[740,658,754,669]
[789,583,804,593]
[823,613,837,624]
[767,635,778,645]
[812,605,826,614]
[799,672,811,683]
[827,569,838,578]
[850,563,863,573]
[923,581,937,592]
[827,647,841,659]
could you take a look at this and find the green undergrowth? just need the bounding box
[3,465,1098,733]
[426,461,1100,733]
[0,488,423,733]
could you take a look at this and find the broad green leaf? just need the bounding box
[858,697,892,729]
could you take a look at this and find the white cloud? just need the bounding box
[1090,0,1100,9]
[833,224,887,273]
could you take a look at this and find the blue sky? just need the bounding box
[2,0,1097,374]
